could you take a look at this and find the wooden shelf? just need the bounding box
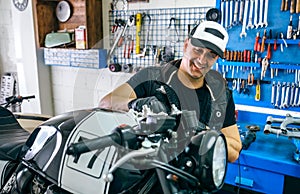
[33,0,103,49]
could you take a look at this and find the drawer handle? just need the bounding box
[235,177,254,187]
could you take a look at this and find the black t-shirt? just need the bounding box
[127,67,236,128]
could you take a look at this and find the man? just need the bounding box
[99,21,242,163]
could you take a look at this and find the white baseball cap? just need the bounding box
[189,21,228,58]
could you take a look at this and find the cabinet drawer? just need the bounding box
[225,163,284,194]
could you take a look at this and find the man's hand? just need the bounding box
[128,96,167,113]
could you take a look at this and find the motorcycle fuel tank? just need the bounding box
[20,108,137,193]
[59,109,137,194]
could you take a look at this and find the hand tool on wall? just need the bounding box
[248,72,254,86]
[275,82,281,108]
[225,0,229,28]
[239,0,245,24]
[254,31,260,51]
[247,0,255,29]
[267,29,272,59]
[221,0,225,27]
[281,0,286,11]
[274,33,278,51]
[260,29,267,52]
[253,0,259,28]
[271,81,276,105]
[263,0,269,27]
[261,57,269,80]
[293,84,299,106]
[280,32,288,52]
[284,0,289,11]
[141,14,152,57]
[289,83,295,107]
[282,82,291,108]
[257,0,264,28]
[240,0,249,38]
[229,0,234,28]
[136,13,142,54]
[233,0,239,26]
[291,0,296,13]
[255,79,261,101]
[107,15,135,64]
[297,0,300,13]
[280,82,286,109]
[297,85,300,106]
[166,17,179,44]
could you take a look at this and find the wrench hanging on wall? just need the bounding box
[247,0,255,29]
[239,0,245,24]
[275,82,281,108]
[240,0,249,38]
[253,0,259,28]
[225,0,229,29]
[233,0,239,26]
[221,0,225,27]
[263,0,269,27]
[257,0,265,28]
[229,0,234,28]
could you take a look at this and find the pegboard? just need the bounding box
[108,6,213,70]
[216,0,300,111]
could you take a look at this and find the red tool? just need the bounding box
[274,33,278,51]
[247,50,251,62]
[267,30,272,59]
[243,50,248,62]
[254,32,260,52]
[261,29,267,53]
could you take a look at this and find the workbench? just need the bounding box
[224,111,300,194]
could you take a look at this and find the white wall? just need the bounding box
[51,0,215,115]
[0,1,17,73]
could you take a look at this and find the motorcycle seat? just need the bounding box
[0,106,30,161]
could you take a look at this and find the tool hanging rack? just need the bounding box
[215,0,300,111]
[108,6,212,72]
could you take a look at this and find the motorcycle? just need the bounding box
[0,90,228,194]
[0,95,51,132]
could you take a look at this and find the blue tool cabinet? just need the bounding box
[225,112,300,194]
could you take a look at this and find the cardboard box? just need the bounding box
[75,26,87,49]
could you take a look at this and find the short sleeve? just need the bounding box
[222,89,237,128]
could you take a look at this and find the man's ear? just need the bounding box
[183,38,189,53]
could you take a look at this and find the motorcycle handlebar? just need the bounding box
[3,95,35,107]
[66,132,121,156]
[21,95,36,100]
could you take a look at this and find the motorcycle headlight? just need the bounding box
[198,130,228,192]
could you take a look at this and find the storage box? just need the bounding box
[75,26,87,49]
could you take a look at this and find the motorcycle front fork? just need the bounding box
[0,163,34,194]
